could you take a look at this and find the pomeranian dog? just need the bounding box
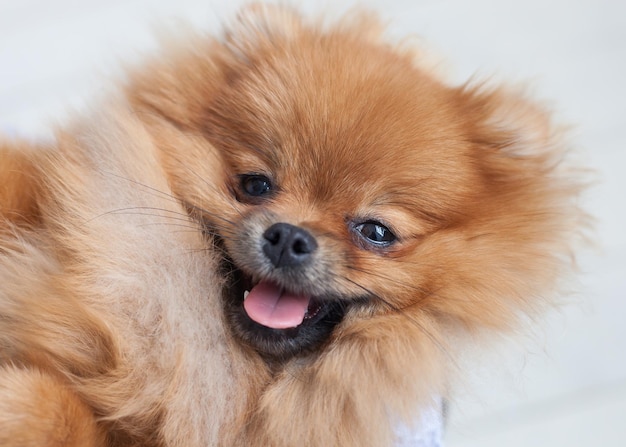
[0,4,584,447]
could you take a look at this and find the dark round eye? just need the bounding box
[354,221,396,247]
[240,174,272,197]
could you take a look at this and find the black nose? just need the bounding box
[262,223,318,268]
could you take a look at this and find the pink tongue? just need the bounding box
[243,281,311,329]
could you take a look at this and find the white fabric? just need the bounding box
[394,400,444,447]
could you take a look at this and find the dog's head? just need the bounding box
[129,5,582,361]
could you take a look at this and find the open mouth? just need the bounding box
[219,251,348,361]
[242,279,324,329]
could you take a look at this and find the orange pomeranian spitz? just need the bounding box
[0,4,584,447]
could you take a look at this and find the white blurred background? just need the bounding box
[1,1,624,445]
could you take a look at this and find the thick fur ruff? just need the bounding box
[0,5,584,447]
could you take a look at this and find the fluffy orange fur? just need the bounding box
[0,5,584,446]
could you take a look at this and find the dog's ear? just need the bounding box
[125,6,302,131]
[465,83,586,225]
[0,141,43,229]
[127,4,305,134]
[467,86,559,159]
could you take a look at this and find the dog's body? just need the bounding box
[0,5,584,447]
[0,108,254,446]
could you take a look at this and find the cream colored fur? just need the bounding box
[0,104,260,445]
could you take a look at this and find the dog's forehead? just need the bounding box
[208,33,479,216]
[232,57,454,152]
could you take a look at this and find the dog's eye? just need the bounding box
[354,221,396,247]
[240,174,272,198]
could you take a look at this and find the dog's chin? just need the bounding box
[219,255,349,362]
